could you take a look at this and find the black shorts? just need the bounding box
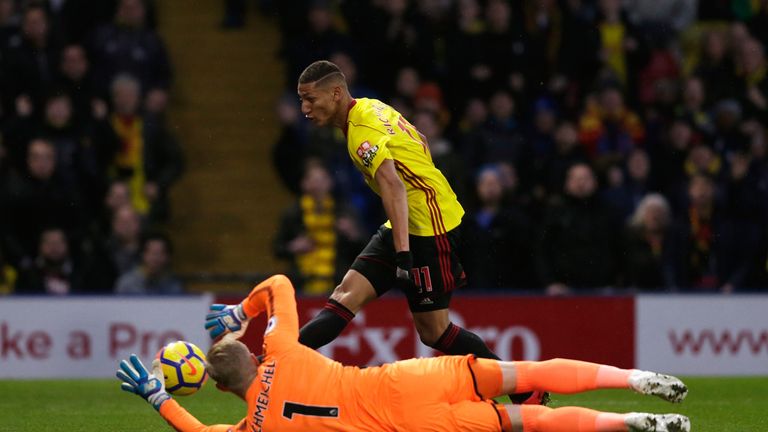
[350,224,467,312]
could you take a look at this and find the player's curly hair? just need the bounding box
[206,339,255,393]
[298,60,345,85]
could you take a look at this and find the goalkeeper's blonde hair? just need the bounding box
[206,338,255,394]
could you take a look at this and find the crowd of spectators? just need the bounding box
[271,0,768,294]
[0,0,184,295]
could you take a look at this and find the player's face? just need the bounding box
[297,82,338,127]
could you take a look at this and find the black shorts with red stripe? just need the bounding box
[350,224,467,312]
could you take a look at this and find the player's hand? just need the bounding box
[116,354,171,410]
[205,303,247,339]
[394,251,416,290]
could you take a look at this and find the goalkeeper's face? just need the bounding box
[298,81,342,127]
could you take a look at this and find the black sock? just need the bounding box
[432,322,534,404]
[298,299,355,349]
[433,322,500,359]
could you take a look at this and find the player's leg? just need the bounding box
[408,229,498,357]
[472,358,688,403]
[387,357,689,432]
[408,229,541,404]
[298,226,395,349]
[492,404,690,432]
[448,401,507,432]
[411,308,499,356]
[298,270,377,348]
[412,312,545,404]
[389,356,500,432]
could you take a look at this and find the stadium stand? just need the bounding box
[0,0,185,294]
[271,0,768,294]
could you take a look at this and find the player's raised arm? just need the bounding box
[116,354,236,432]
[205,274,299,354]
[241,274,300,353]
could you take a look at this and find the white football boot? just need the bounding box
[625,413,691,432]
[628,371,689,403]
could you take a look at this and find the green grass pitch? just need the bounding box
[0,377,766,431]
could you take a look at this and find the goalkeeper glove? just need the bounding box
[205,303,248,339]
[116,354,171,410]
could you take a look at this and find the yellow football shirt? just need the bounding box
[345,98,464,236]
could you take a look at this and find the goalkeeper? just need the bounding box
[117,275,690,432]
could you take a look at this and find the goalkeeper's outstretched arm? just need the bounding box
[116,354,239,432]
[159,399,242,432]
[205,274,300,354]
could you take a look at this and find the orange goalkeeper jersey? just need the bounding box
[159,275,453,432]
[345,98,464,236]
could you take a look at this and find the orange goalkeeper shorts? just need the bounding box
[385,355,506,432]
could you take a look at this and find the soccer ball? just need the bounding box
[157,341,208,396]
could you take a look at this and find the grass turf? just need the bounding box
[0,377,766,431]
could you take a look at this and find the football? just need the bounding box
[157,341,208,396]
